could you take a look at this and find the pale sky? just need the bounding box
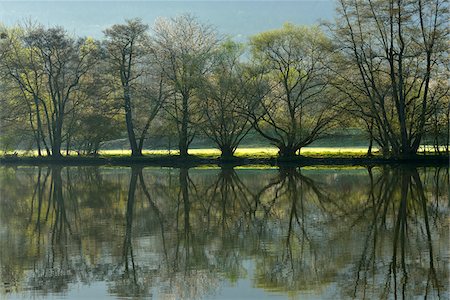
[0,1,335,39]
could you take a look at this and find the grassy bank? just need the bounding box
[0,147,448,167]
[98,146,374,158]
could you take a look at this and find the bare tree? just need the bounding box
[249,24,337,158]
[2,24,99,157]
[104,19,168,157]
[152,14,219,157]
[1,25,50,155]
[329,0,449,157]
[200,40,257,159]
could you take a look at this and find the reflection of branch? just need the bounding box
[294,169,345,218]
[352,168,394,298]
[139,170,163,219]
[51,167,73,244]
[34,168,51,234]
[177,168,191,274]
[138,170,170,266]
[412,170,440,299]
[257,169,312,280]
[27,166,85,293]
[122,167,139,284]
[390,171,409,300]
[28,167,41,224]
[350,167,445,299]
[253,173,284,207]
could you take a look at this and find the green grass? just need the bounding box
[2,145,446,159]
[97,146,374,158]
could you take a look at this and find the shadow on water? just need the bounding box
[0,165,448,299]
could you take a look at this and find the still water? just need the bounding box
[0,165,448,299]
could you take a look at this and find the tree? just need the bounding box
[427,64,449,154]
[104,19,167,156]
[0,26,31,153]
[1,25,50,155]
[64,53,123,155]
[249,24,337,158]
[329,0,449,157]
[200,40,256,159]
[1,24,99,157]
[152,14,219,157]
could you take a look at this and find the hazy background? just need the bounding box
[0,1,335,39]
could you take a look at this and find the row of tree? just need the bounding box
[0,0,448,158]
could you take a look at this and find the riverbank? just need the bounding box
[0,153,447,167]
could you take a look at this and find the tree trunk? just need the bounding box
[52,140,62,158]
[32,126,42,157]
[220,146,235,159]
[278,146,297,159]
[33,96,43,157]
[66,134,71,156]
[367,119,374,156]
[124,89,140,156]
[380,134,391,158]
[368,138,373,157]
[52,121,63,158]
[179,94,189,157]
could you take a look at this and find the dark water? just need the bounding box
[0,165,448,299]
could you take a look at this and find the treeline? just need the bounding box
[0,0,448,159]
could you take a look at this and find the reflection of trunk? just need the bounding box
[284,168,313,254]
[286,172,298,248]
[34,168,51,233]
[412,170,440,297]
[256,167,320,283]
[138,169,170,265]
[51,166,71,241]
[176,167,191,271]
[180,168,190,240]
[391,169,409,294]
[123,166,140,279]
[352,167,442,299]
[219,167,233,231]
[212,166,256,223]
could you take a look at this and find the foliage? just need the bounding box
[248,24,338,157]
[0,9,448,158]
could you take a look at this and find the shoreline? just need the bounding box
[0,155,448,167]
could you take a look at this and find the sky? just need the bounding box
[0,1,335,40]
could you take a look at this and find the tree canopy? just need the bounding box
[0,4,448,159]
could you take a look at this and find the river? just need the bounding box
[0,165,448,299]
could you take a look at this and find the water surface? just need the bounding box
[0,165,448,299]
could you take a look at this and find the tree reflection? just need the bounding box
[347,167,447,300]
[0,165,447,299]
[108,166,152,298]
[25,166,81,294]
[249,166,336,292]
[1,166,124,296]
